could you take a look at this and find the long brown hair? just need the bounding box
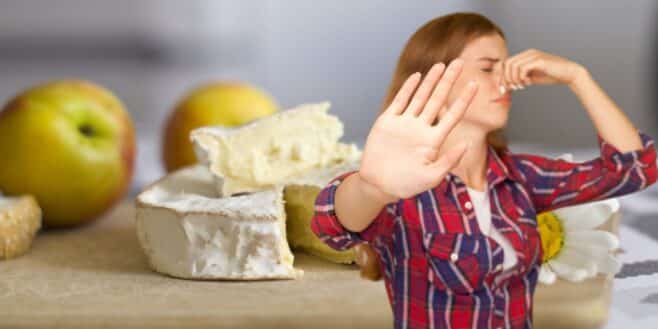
[381,12,508,153]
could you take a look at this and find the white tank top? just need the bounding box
[466,184,518,271]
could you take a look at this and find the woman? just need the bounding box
[311,12,657,329]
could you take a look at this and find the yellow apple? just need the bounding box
[0,80,136,228]
[162,82,278,172]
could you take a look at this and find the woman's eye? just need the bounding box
[481,68,493,73]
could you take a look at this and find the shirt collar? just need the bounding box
[439,143,513,195]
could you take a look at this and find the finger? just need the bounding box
[418,58,464,121]
[519,60,544,85]
[505,58,523,91]
[406,63,445,117]
[503,58,515,91]
[386,72,421,116]
[427,141,470,184]
[430,80,478,146]
[514,55,538,87]
[507,51,535,89]
[511,57,525,88]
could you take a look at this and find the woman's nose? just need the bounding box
[495,67,505,84]
[494,68,506,91]
[493,62,504,81]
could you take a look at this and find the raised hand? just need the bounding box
[501,48,585,90]
[358,59,479,201]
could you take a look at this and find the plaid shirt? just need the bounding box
[311,131,657,329]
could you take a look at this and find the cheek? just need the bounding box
[466,86,492,111]
[445,77,495,109]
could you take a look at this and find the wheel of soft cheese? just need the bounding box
[135,165,303,280]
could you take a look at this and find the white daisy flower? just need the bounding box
[536,153,622,285]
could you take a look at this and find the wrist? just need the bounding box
[354,172,398,206]
[568,64,592,92]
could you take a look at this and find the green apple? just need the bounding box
[162,82,278,172]
[0,80,136,228]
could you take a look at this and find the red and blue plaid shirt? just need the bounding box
[311,131,657,329]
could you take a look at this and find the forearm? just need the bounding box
[569,66,644,152]
[334,171,398,233]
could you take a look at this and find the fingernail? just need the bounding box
[499,85,506,95]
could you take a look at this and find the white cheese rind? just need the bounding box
[190,102,361,197]
[135,165,302,280]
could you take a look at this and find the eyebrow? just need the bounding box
[477,57,500,63]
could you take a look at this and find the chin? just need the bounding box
[483,116,509,130]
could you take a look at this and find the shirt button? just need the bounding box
[450,252,459,262]
[559,181,566,187]
[464,201,473,210]
[495,264,503,272]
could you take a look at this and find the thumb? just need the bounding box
[427,141,470,183]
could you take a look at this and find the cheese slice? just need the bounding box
[0,194,42,260]
[284,159,360,264]
[135,165,303,280]
[190,102,361,197]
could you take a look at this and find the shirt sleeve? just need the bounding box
[509,130,657,214]
[310,170,397,251]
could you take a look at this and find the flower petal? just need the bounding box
[554,198,619,232]
[555,248,598,276]
[597,254,622,275]
[539,265,557,285]
[568,230,620,251]
[549,260,590,282]
[564,241,611,261]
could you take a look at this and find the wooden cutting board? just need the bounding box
[0,200,393,329]
[0,199,618,328]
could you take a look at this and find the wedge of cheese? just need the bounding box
[284,159,360,264]
[135,165,303,280]
[190,102,361,197]
[0,194,42,260]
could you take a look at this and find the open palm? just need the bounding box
[359,59,479,200]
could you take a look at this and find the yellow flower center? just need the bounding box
[537,211,564,263]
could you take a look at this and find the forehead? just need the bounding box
[459,34,508,61]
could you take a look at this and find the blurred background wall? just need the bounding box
[0,0,655,192]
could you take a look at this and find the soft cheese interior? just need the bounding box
[191,102,361,197]
[136,165,302,280]
[283,159,361,264]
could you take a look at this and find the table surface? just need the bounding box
[3,179,658,328]
[0,201,393,329]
